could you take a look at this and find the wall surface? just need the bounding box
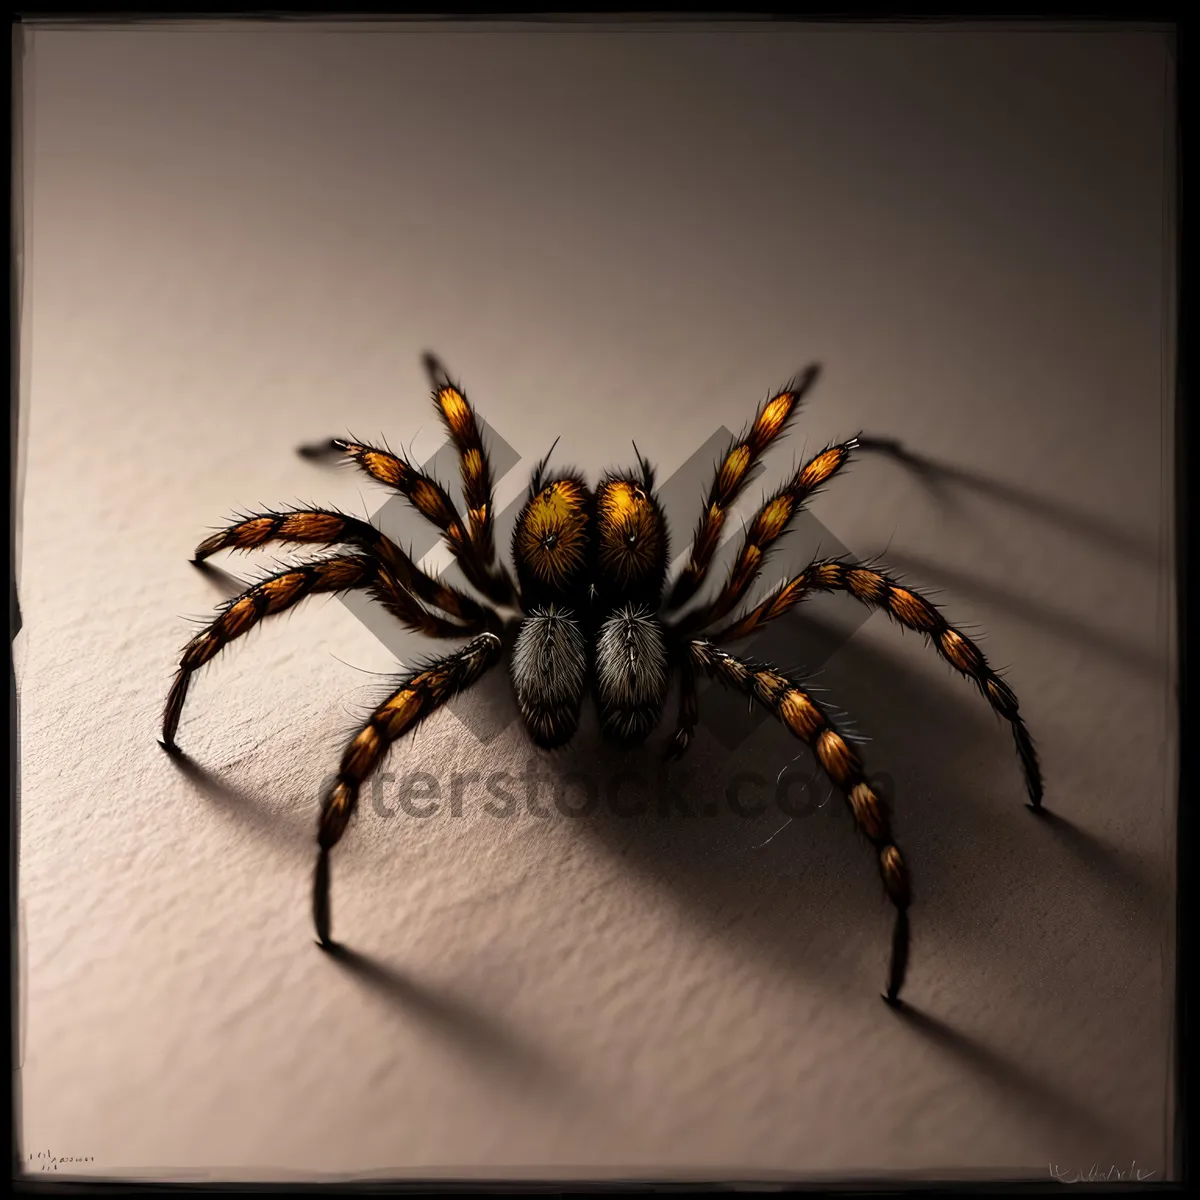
[15,21,1176,1183]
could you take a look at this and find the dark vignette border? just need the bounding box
[6,9,1188,1195]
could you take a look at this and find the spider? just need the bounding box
[161,351,1043,1004]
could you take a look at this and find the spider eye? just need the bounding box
[624,531,638,549]
[543,532,559,549]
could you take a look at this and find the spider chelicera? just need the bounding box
[161,352,1042,1003]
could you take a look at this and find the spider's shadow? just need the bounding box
[855,436,1158,567]
[161,742,311,852]
[318,943,570,1096]
[547,604,1165,1158]
[171,409,1168,1161]
[564,606,1164,986]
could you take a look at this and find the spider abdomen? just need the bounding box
[594,604,669,744]
[510,606,588,749]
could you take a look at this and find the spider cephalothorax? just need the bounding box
[162,351,1043,1004]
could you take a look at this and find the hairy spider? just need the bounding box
[161,352,1042,1004]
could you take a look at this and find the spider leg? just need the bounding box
[688,638,911,1003]
[161,555,486,751]
[300,435,513,609]
[707,557,1043,807]
[665,367,819,613]
[675,435,858,635]
[314,630,505,947]
[192,507,492,628]
[663,654,698,759]
[423,352,518,606]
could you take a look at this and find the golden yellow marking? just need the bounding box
[363,451,405,488]
[940,628,979,673]
[847,569,886,601]
[849,782,886,841]
[317,558,365,588]
[383,689,423,737]
[183,632,219,668]
[736,545,763,577]
[438,386,472,434]
[798,447,844,492]
[411,479,448,520]
[518,481,589,585]
[718,445,751,496]
[223,597,257,637]
[780,688,822,739]
[754,495,794,541]
[890,587,936,630]
[815,728,857,784]
[235,517,278,547]
[778,577,809,608]
[692,509,724,560]
[597,479,664,580]
[813,562,843,587]
[753,670,789,702]
[598,480,640,522]
[462,448,484,481]
[279,512,345,541]
[344,725,381,778]
[753,392,795,444]
[262,572,305,613]
[880,845,909,903]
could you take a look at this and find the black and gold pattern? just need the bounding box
[163,350,1044,1003]
[666,366,819,612]
[313,631,504,944]
[709,556,1042,805]
[688,638,912,1000]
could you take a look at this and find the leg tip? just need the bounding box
[1026,801,1047,816]
[421,350,450,386]
[882,991,906,1010]
[313,848,333,948]
[158,738,182,757]
[297,438,344,460]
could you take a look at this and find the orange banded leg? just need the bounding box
[314,631,505,946]
[709,557,1043,807]
[163,556,377,751]
[161,556,477,752]
[191,507,492,627]
[321,436,513,608]
[666,368,819,613]
[678,436,858,633]
[688,638,912,1003]
[423,353,514,601]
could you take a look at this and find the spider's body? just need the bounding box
[162,353,1043,1004]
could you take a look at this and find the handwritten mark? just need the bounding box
[26,1150,96,1172]
[1049,1161,1157,1183]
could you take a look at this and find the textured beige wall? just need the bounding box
[15,21,1175,1182]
